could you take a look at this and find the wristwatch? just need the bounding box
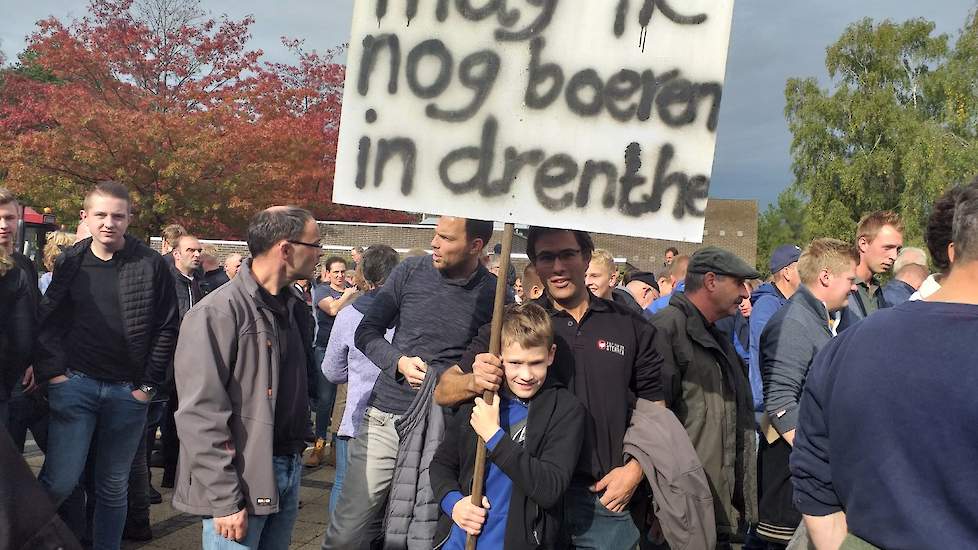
[137,384,158,400]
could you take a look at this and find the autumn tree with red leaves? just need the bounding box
[0,0,415,238]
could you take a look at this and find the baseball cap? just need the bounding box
[770,244,802,273]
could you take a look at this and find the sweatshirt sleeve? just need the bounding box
[354,261,409,379]
[172,304,243,517]
[789,337,842,516]
[457,323,491,374]
[631,317,664,402]
[749,296,780,412]
[761,318,812,434]
[323,309,352,384]
[489,394,586,509]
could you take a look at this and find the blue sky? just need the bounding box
[1,0,974,207]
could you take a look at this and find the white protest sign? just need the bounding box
[333,0,735,242]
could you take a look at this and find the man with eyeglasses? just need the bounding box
[436,226,666,549]
[171,207,320,549]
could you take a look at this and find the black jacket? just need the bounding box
[0,263,35,398]
[170,262,204,319]
[34,236,179,387]
[0,428,82,550]
[611,287,644,315]
[202,268,230,294]
[11,251,39,306]
[430,383,586,549]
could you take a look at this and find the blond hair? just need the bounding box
[522,264,543,290]
[161,224,187,248]
[798,238,859,285]
[857,210,904,243]
[669,255,690,280]
[0,187,18,208]
[43,231,76,271]
[501,302,554,351]
[83,181,131,210]
[589,249,615,274]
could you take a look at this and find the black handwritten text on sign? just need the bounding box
[333,0,735,242]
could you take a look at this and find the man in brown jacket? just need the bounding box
[172,207,321,549]
[650,247,759,547]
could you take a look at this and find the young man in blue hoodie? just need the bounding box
[747,245,801,418]
[431,303,585,549]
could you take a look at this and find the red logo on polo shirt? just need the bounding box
[598,340,607,350]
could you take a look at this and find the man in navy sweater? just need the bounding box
[791,184,978,548]
[323,217,498,549]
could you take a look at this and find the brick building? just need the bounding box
[155,198,757,277]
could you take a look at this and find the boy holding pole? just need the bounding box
[431,303,585,549]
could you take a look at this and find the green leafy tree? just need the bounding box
[778,14,978,249]
[755,188,807,275]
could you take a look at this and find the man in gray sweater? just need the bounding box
[323,216,497,550]
[755,238,857,545]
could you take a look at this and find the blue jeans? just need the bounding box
[329,436,349,516]
[312,345,337,440]
[38,369,149,550]
[563,478,640,549]
[202,454,302,550]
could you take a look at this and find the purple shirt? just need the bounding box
[321,298,393,438]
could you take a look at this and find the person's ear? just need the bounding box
[947,242,956,264]
[819,268,831,288]
[705,272,718,291]
[857,236,870,254]
[546,344,556,366]
[280,240,294,260]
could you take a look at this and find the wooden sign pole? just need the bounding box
[465,222,515,550]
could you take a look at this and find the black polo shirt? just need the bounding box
[458,294,664,481]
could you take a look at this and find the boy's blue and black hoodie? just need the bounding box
[430,379,585,549]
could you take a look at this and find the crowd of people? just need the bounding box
[1,178,977,550]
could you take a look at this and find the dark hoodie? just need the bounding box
[430,380,586,549]
[747,283,789,413]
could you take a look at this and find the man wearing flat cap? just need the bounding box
[649,247,759,546]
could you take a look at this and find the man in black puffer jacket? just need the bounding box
[33,182,178,550]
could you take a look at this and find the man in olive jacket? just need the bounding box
[172,207,320,549]
[650,247,759,546]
